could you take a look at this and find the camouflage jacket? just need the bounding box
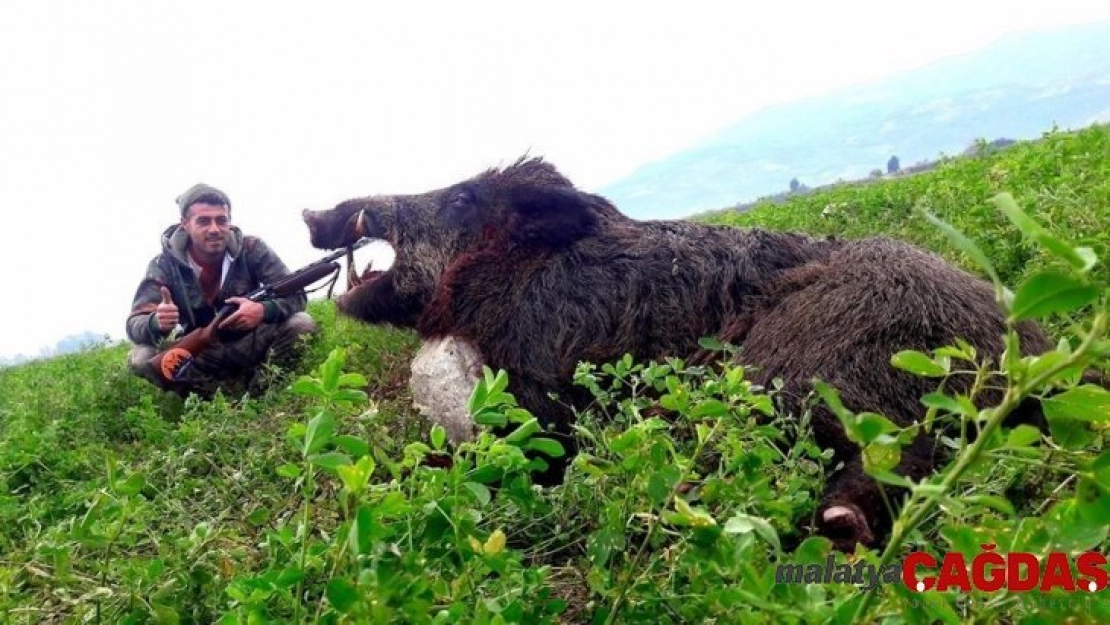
[126,224,308,346]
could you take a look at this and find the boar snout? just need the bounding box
[302,205,388,250]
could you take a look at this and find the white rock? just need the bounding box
[409,336,486,444]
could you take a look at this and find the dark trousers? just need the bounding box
[128,312,317,398]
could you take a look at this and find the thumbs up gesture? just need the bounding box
[154,286,180,332]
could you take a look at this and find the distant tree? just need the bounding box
[46,331,107,358]
[789,178,801,193]
[869,168,884,179]
[1,353,30,366]
[966,138,1017,156]
[963,139,988,156]
[886,155,900,174]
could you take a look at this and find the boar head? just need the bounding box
[301,157,619,328]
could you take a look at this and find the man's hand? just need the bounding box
[219,297,265,331]
[155,286,179,332]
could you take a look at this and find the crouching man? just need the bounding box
[125,183,318,398]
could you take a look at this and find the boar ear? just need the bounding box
[507,186,597,247]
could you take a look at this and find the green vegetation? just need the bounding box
[702,124,1110,297]
[2,124,1109,623]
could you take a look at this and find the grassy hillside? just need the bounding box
[1,125,1109,623]
[0,308,425,623]
[701,124,1110,292]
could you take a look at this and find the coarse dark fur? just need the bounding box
[302,157,1053,552]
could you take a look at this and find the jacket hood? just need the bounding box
[160,223,246,265]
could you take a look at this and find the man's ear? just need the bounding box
[507,186,598,248]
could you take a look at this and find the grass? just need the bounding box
[1,123,1108,624]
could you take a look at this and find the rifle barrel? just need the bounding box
[264,239,373,298]
[324,237,373,261]
[270,261,340,298]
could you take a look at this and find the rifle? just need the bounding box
[148,238,373,384]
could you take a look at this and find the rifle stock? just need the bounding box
[148,239,371,384]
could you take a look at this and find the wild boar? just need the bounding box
[301,156,1052,552]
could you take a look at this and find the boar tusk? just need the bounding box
[354,210,369,240]
[346,246,362,289]
[347,262,362,289]
[346,246,376,290]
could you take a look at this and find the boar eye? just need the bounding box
[441,184,483,229]
[449,188,474,209]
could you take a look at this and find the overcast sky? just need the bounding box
[2,1,1109,359]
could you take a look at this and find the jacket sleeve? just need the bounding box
[126,256,173,346]
[248,237,308,323]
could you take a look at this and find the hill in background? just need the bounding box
[598,20,1110,219]
[0,330,111,367]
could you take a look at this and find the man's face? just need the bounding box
[182,203,231,258]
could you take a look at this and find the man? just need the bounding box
[126,183,318,398]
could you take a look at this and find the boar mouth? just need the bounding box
[346,245,394,290]
[345,210,395,290]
